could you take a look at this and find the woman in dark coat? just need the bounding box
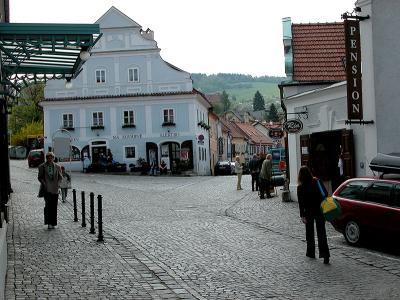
[38,152,62,229]
[297,166,330,264]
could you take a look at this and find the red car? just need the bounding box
[331,177,400,245]
[27,149,45,168]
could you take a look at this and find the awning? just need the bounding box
[0,23,101,96]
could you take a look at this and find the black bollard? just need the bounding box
[89,192,95,234]
[97,195,103,242]
[73,189,78,222]
[81,191,86,227]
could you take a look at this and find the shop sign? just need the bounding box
[283,119,303,134]
[344,19,363,120]
[160,132,178,137]
[113,134,142,140]
[268,128,284,140]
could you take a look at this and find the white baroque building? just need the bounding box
[41,7,212,175]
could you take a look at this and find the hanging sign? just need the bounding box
[344,19,363,120]
[268,128,284,140]
[283,119,303,134]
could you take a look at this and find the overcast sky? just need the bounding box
[10,0,355,77]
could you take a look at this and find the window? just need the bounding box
[338,181,370,200]
[365,182,393,205]
[63,113,73,129]
[92,112,104,127]
[128,68,139,83]
[95,69,106,83]
[163,109,174,123]
[123,110,135,126]
[394,185,400,207]
[124,146,136,159]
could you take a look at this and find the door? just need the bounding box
[341,129,355,179]
[92,146,106,164]
[300,134,310,167]
[363,182,394,233]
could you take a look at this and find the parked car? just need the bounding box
[214,160,234,175]
[27,149,44,167]
[331,177,400,246]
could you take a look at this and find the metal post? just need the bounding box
[97,194,103,242]
[89,192,95,234]
[72,189,78,222]
[81,191,86,227]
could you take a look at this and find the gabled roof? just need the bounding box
[292,22,346,82]
[234,123,273,145]
[219,119,245,139]
[96,6,141,29]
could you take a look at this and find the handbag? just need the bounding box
[316,179,342,221]
[38,184,46,198]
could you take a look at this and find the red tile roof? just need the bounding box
[292,22,346,82]
[234,123,273,145]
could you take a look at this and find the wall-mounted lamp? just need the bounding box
[79,50,90,62]
[65,77,73,89]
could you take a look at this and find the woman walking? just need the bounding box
[234,156,243,190]
[59,166,71,202]
[38,152,63,229]
[297,166,330,264]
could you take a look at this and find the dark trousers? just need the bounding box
[305,214,330,258]
[44,193,58,226]
[251,172,259,191]
[259,178,271,198]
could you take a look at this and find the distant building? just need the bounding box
[41,7,212,175]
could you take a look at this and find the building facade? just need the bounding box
[281,0,400,198]
[41,7,212,175]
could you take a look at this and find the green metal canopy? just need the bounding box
[0,23,101,96]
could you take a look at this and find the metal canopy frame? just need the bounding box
[0,23,101,97]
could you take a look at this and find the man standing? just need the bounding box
[259,154,273,199]
[38,152,62,229]
[249,154,260,192]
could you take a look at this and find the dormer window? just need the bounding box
[128,68,139,83]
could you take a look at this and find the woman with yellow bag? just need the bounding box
[297,166,330,264]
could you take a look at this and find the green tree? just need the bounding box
[9,83,44,134]
[221,90,231,112]
[267,103,280,122]
[11,121,43,146]
[252,90,265,111]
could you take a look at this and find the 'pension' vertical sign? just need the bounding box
[345,19,363,120]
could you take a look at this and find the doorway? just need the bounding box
[300,129,355,192]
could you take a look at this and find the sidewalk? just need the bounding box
[6,184,185,299]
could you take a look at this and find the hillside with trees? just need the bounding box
[192,73,285,108]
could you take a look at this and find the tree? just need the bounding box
[267,103,280,122]
[252,91,265,111]
[9,83,44,134]
[221,90,231,112]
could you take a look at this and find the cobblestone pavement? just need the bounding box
[6,159,400,299]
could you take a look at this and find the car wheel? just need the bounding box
[344,220,361,245]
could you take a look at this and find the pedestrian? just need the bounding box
[59,166,71,202]
[38,152,63,229]
[159,160,167,175]
[297,165,330,264]
[234,155,243,190]
[249,154,260,192]
[259,154,272,199]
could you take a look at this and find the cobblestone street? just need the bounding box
[6,160,400,299]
